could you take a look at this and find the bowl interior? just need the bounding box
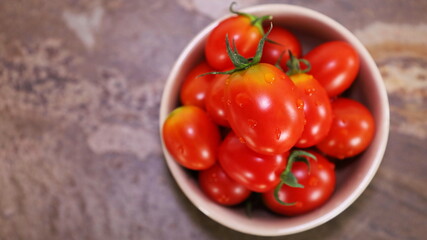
[159,4,389,236]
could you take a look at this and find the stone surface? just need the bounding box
[0,0,426,239]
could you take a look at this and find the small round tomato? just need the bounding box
[218,132,289,192]
[316,98,375,159]
[205,10,271,70]
[304,41,360,97]
[180,61,215,108]
[162,106,220,170]
[262,150,336,216]
[261,26,302,70]
[290,73,333,148]
[199,163,251,206]
[224,63,305,155]
[205,74,230,127]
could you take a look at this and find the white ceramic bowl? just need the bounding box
[159,4,389,236]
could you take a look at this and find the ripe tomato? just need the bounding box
[199,163,251,206]
[180,61,215,108]
[261,26,302,71]
[224,63,304,155]
[162,106,220,170]
[205,13,270,70]
[304,41,360,97]
[218,132,289,192]
[262,150,336,216]
[316,98,375,159]
[205,74,230,127]
[292,73,333,148]
[285,64,332,148]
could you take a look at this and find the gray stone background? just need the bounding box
[0,0,426,239]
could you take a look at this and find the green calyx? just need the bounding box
[229,2,272,35]
[285,50,312,76]
[273,150,317,206]
[201,24,273,77]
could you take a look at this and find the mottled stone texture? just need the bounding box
[0,0,426,239]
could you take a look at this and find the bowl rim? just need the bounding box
[159,3,390,236]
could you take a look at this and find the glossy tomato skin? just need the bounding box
[162,106,220,170]
[218,132,289,192]
[290,73,333,148]
[262,150,336,216]
[316,98,375,159]
[205,15,263,70]
[205,74,230,127]
[199,163,251,206]
[261,26,302,71]
[224,63,305,155]
[304,41,360,97]
[180,61,215,109]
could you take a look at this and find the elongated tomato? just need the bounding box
[224,63,304,155]
[162,106,220,170]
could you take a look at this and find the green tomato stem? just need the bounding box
[273,150,317,205]
[286,50,312,76]
[229,2,272,35]
[201,23,273,77]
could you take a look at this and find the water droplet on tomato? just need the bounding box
[305,88,316,96]
[296,99,304,109]
[247,119,257,129]
[235,93,250,108]
[225,78,231,86]
[264,72,275,84]
[238,136,246,144]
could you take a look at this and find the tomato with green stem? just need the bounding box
[281,51,333,148]
[219,132,316,195]
[262,150,336,216]
[316,98,375,159]
[210,26,304,155]
[261,26,302,71]
[205,3,272,70]
[199,163,251,206]
[162,105,220,170]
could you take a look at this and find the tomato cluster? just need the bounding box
[162,5,375,216]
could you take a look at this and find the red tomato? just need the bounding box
[218,132,289,192]
[162,106,220,170]
[205,74,229,127]
[290,73,333,148]
[199,163,251,206]
[180,61,215,108]
[261,26,302,70]
[262,150,336,216]
[224,63,304,155]
[316,98,375,159]
[304,41,360,97]
[205,14,269,70]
